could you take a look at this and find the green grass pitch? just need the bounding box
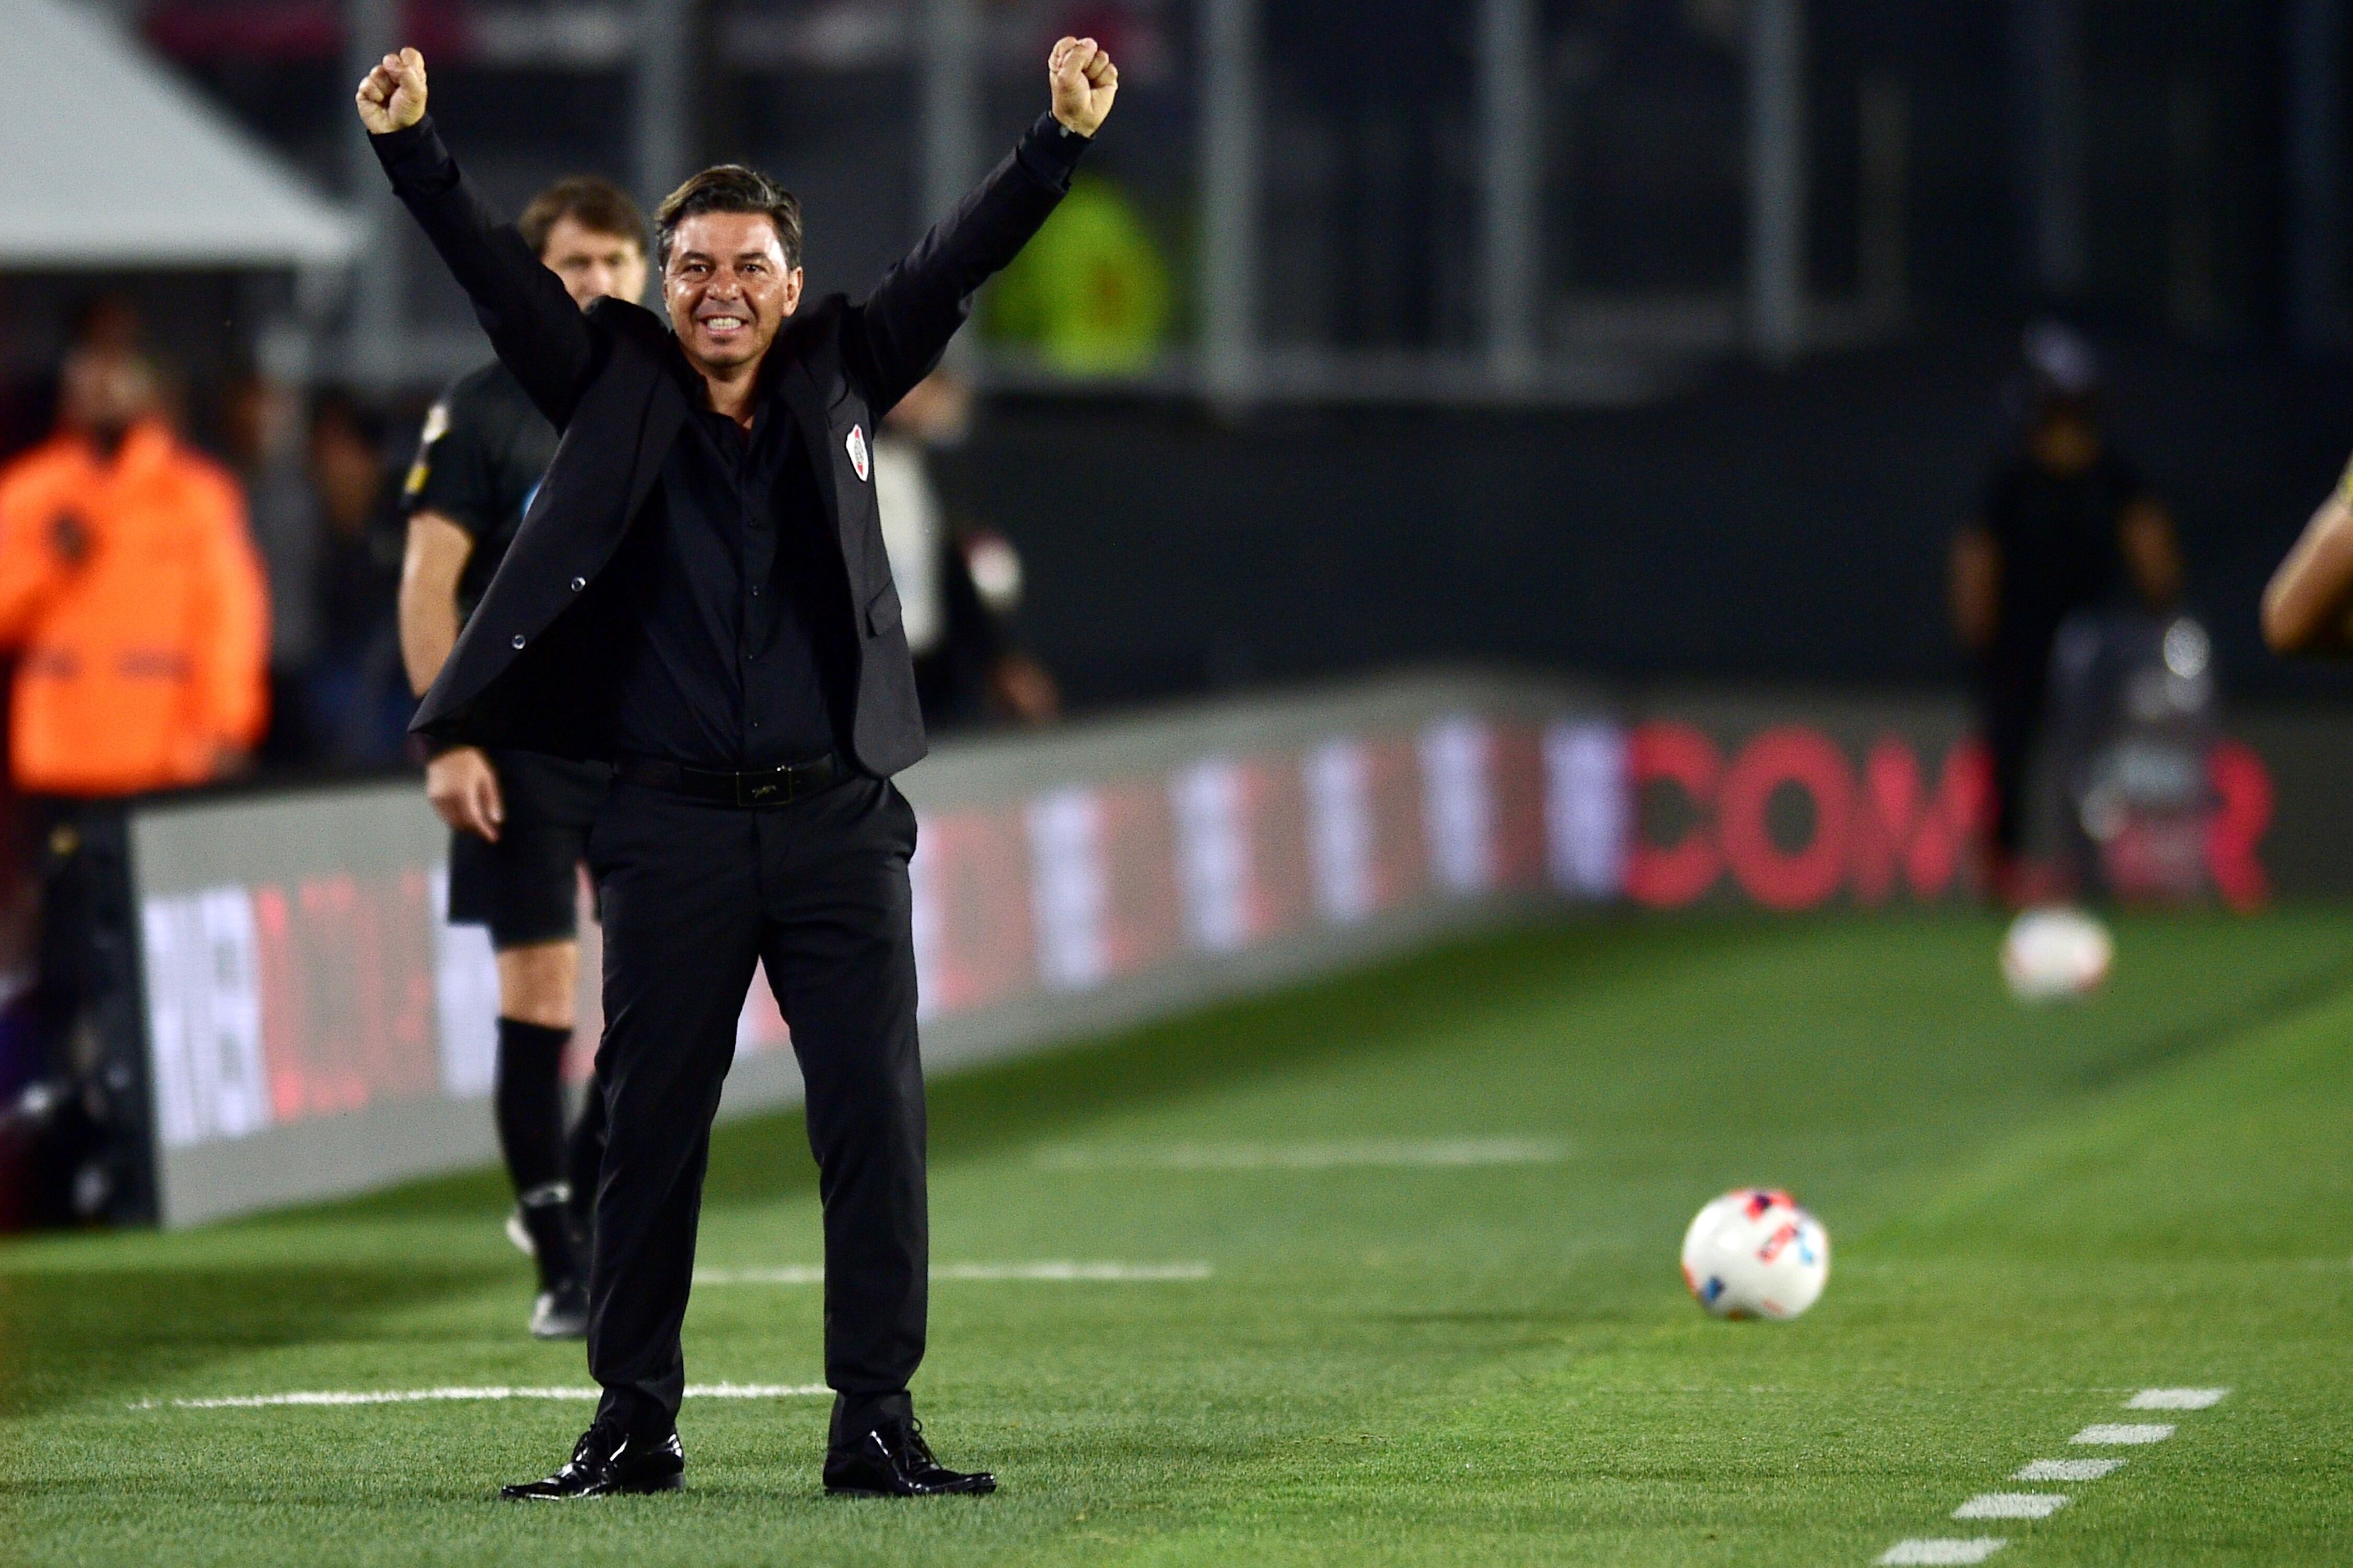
[5,909,2352,1565]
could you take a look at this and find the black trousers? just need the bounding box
[584,773,926,1439]
[1979,651,2048,862]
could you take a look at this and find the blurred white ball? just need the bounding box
[1680,1188,1830,1321]
[2000,906,2113,1002]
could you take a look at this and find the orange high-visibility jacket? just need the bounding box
[0,422,269,796]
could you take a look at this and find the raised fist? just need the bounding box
[1048,37,1117,138]
[356,47,429,135]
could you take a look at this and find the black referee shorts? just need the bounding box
[447,750,613,950]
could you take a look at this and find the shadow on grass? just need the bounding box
[0,1259,501,1418]
[252,921,1712,1226]
[702,916,1765,1209]
[0,918,1745,1424]
[1382,1309,1605,1325]
[285,910,2353,1227]
[2075,945,2353,1089]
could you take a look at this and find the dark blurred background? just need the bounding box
[9,0,2353,719]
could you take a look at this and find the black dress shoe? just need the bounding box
[501,1424,684,1500]
[824,1417,996,1497]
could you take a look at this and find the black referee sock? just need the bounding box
[494,1017,574,1201]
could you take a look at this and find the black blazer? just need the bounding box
[372,115,1079,776]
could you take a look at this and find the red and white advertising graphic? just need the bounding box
[429,869,499,1098]
[1546,721,1631,898]
[1170,756,1312,954]
[142,889,270,1150]
[1029,780,1181,989]
[144,870,441,1149]
[1624,720,2275,912]
[1421,718,1497,897]
[1171,759,1256,953]
[1026,785,1112,992]
[1304,738,1377,925]
[130,690,2282,1173]
[909,806,1036,1018]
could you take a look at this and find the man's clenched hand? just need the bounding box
[1048,37,1117,138]
[356,47,429,134]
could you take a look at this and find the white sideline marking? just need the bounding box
[1031,1138,1570,1170]
[698,1267,829,1285]
[2128,1387,2228,1410]
[140,1383,827,1410]
[1954,1494,2069,1520]
[1877,1382,2222,1561]
[1878,1540,2006,1565]
[695,1261,1212,1285]
[2073,1423,2174,1445]
[2016,1458,2123,1481]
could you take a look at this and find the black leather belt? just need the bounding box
[614,752,848,807]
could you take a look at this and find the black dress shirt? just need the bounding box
[604,363,849,769]
[598,120,1091,773]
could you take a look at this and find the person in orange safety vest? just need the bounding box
[0,345,269,797]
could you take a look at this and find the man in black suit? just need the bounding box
[355,37,1117,1500]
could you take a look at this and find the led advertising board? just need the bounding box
[127,673,1623,1226]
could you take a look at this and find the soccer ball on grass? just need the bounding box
[1680,1188,1829,1320]
[1999,906,2113,1002]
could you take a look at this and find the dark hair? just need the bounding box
[308,385,385,452]
[68,293,141,354]
[654,166,804,271]
[519,176,648,259]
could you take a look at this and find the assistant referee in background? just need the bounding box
[397,179,645,1339]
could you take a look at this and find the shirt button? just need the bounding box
[511,634,526,649]
[570,576,586,592]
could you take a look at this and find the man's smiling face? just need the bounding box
[663,210,804,379]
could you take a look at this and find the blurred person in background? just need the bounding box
[223,367,325,766]
[874,370,1059,730]
[981,172,1171,374]
[0,296,145,467]
[398,175,646,1341]
[1949,323,2183,901]
[304,388,410,767]
[0,330,268,797]
[0,318,268,1221]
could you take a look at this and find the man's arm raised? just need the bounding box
[356,50,597,427]
[847,39,1118,414]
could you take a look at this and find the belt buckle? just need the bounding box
[737,766,791,808]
